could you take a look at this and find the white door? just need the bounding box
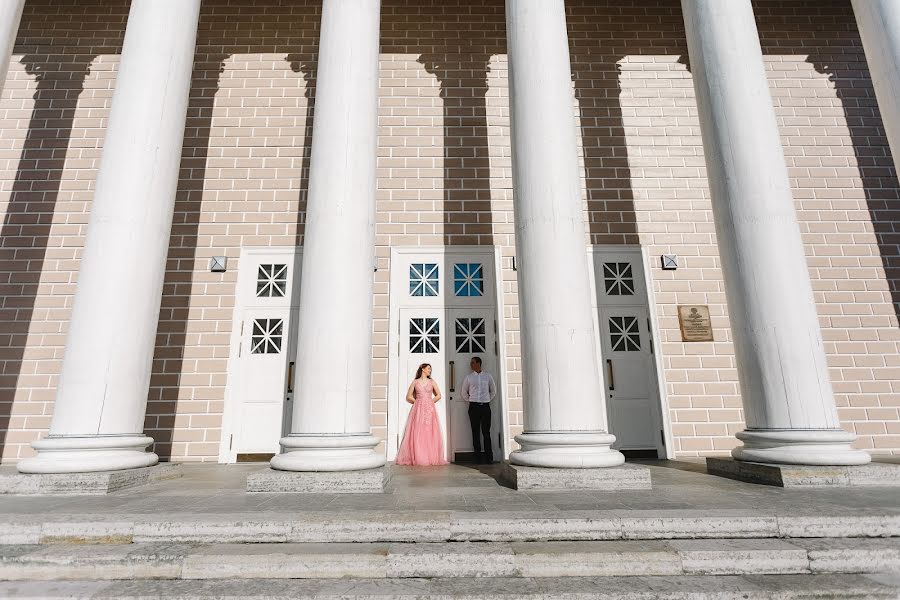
[234,308,297,456]
[599,305,659,451]
[222,249,302,462]
[591,248,665,455]
[397,307,450,462]
[446,308,501,461]
[388,249,504,463]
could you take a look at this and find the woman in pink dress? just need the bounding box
[395,363,448,466]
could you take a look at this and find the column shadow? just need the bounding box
[285,54,316,246]
[809,57,900,321]
[145,54,227,461]
[0,54,93,459]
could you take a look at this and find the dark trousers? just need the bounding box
[467,402,493,462]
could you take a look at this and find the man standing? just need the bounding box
[461,356,496,464]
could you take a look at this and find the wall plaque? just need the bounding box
[677,305,713,342]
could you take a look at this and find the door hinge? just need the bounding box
[647,318,654,355]
[229,434,233,451]
[660,429,665,446]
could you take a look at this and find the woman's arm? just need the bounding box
[405,382,416,404]
[431,381,442,403]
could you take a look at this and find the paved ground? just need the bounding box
[0,460,897,517]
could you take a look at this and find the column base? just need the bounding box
[731,429,871,466]
[500,461,650,490]
[270,434,386,472]
[508,432,625,468]
[16,435,159,474]
[707,456,899,488]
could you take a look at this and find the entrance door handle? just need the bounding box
[449,361,455,392]
[606,359,615,391]
[286,361,295,393]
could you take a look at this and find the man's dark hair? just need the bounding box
[471,356,482,366]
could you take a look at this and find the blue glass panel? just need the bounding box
[453,263,484,297]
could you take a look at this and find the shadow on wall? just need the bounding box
[809,57,900,322]
[0,54,93,460]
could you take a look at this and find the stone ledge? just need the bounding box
[499,462,651,491]
[706,457,900,488]
[247,466,391,493]
[0,463,181,496]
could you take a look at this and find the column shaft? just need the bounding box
[0,0,24,94]
[271,0,384,472]
[18,0,202,474]
[681,0,869,465]
[851,0,900,168]
[506,0,623,468]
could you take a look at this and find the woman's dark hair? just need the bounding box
[416,363,431,379]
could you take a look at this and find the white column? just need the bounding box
[505,0,624,469]
[681,0,870,465]
[0,0,24,95]
[852,0,900,168]
[18,0,201,474]
[271,0,384,472]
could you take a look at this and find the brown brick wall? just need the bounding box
[0,0,896,463]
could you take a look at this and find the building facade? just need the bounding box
[0,0,898,470]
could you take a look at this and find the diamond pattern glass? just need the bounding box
[455,317,487,353]
[251,318,283,354]
[453,263,484,297]
[409,317,440,353]
[257,264,288,298]
[409,263,439,297]
[603,262,635,296]
[609,316,641,352]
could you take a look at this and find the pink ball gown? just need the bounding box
[395,378,448,466]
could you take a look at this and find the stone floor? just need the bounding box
[0,460,897,517]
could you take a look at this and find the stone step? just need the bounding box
[1,538,898,581]
[1,574,898,599]
[3,510,899,545]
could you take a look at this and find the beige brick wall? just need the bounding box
[0,0,897,463]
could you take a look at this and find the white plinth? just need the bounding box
[1,463,179,495]
[731,429,871,466]
[247,465,390,494]
[708,457,900,487]
[271,434,385,472]
[500,462,651,491]
[509,433,625,469]
[16,435,159,474]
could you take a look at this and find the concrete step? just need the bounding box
[1,538,898,581]
[1,574,898,599]
[4,510,900,544]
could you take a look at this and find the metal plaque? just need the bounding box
[677,305,713,342]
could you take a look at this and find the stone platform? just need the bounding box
[706,457,900,488]
[247,466,390,493]
[0,463,181,496]
[499,462,651,490]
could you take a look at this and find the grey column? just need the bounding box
[0,1,25,95]
[681,0,869,465]
[271,0,384,472]
[852,0,900,168]
[19,0,202,474]
[505,0,624,468]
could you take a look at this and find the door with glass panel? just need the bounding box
[223,249,301,462]
[389,249,502,463]
[591,248,665,456]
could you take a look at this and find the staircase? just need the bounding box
[1,510,899,598]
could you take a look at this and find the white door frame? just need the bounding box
[588,245,673,459]
[219,246,302,463]
[387,246,509,462]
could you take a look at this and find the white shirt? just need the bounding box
[462,370,496,404]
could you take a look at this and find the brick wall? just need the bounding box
[0,0,896,463]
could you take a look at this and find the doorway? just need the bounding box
[220,247,302,463]
[590,247,668,458]
[388,248,505,463]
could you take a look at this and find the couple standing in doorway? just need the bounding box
[395,357,497,466]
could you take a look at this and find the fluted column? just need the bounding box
[0,0,24,95]
[271,0,384,472]
[505,0,624,469]
[681,0,870,465]
[18,0,202,474]
[852,0,900,168]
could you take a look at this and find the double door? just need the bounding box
[398,307,501,462]
[389,249,503,463]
